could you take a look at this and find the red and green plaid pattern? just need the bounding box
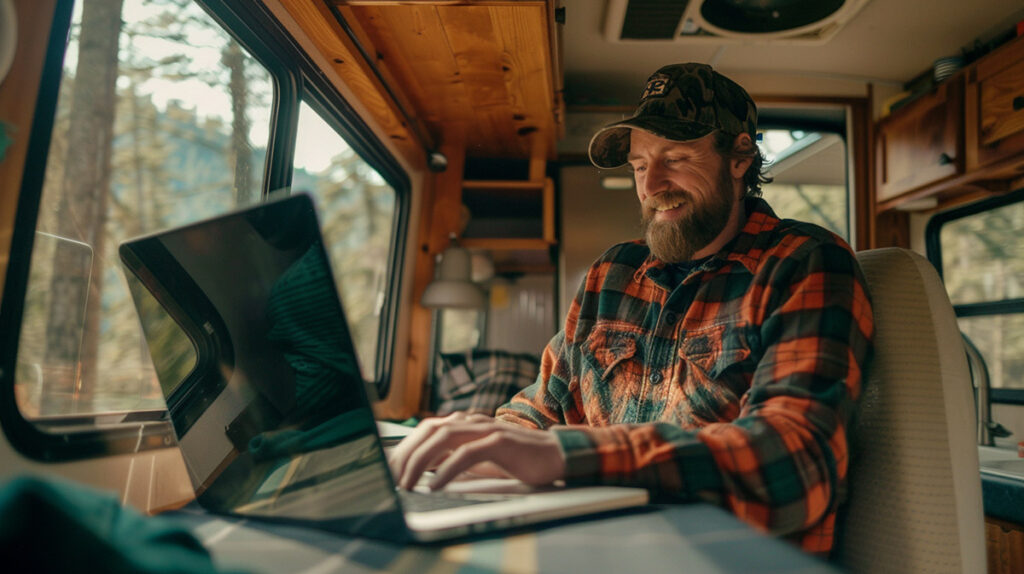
[496,198,874,555]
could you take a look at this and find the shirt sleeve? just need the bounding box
[540,240,875,545]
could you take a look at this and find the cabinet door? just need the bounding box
[967,36,1024,170]
[876,79,963,202]
[987,516,1024,574]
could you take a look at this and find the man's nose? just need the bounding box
[642,163,670,198]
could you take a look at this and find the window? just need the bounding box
[759,128,850,242]
[14,0,275,419]
[927,188,1024,399]
[293,101,398,380]
[3,0,408,461]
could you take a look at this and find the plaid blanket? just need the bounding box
[434,349,540,416]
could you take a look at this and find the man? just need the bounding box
[390,63,874,556]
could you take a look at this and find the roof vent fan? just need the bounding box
[605,0,873,45]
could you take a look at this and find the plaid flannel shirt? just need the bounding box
[496,197,874,555]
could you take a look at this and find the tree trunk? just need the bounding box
[223,40,251,206]
[43,0,124,415]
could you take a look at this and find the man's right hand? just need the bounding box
[386,412,566,491]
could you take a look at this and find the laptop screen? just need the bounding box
[120,194,406,537]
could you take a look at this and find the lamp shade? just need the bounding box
[421,244,487,308]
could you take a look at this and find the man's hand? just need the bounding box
[387,412,566,491]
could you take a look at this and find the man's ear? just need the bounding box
[729,133,755,180]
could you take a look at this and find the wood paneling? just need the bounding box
[393,136,467,419]
[329,1,558,160]
[0,0,59,303]
[987,516,1024,574]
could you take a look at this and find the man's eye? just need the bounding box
[629,164,645,173]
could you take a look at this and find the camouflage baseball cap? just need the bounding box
[588,63,757,168]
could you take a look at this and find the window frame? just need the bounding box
[0,0,408,462]
[293,83,409,397]
[926,186,1024,404]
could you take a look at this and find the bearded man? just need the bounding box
[389,63,875,557]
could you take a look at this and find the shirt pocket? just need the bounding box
[673,323,752,424]
[678,323,753,383]
[583,322,641,381]
[580,322,645,423]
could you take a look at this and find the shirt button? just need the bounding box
[649,371,663,385]
[665,312,678,325]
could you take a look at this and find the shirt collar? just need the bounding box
[718,197,780,275]
[640,197,780,289]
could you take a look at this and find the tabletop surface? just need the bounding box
[168,502,840,574]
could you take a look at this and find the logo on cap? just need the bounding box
[640,74,671,100]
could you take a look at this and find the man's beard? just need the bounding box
[640,163,736,263]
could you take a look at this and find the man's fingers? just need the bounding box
[428,429,566,490]
[387,412,479,479]
[396,422,498,489]
[428,433,506,489]
[387,414,566,491]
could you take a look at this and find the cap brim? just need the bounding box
[587,116,717,168]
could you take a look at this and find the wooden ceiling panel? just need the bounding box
[310,1,559,163]
[486,5,555,152]
[353,6,465,124]
[436,6,517,157]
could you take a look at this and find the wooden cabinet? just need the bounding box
[875,79,963,203]
[459,177,557,274]
[872,34,1024,219]
[966,35,1024,170]
[460,178,555,250]
[987,516,1024,574]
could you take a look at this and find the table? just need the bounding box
[168,503,841,574]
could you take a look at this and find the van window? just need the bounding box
[760,128,850,242]
[928,189,1024,397]
[293,101,398,379]
[14,0,275,418]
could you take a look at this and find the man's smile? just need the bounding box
[645,194,690,220]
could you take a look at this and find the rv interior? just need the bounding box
[1,0,1024,572]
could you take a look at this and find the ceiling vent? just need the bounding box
[604,0,873,45]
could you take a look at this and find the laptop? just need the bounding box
[119,192,648,543]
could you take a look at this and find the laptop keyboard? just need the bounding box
[398,489,520,513]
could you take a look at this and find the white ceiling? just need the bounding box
[558,0,1024,105]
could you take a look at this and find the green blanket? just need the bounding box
[0,475,246,574]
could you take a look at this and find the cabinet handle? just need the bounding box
[938,153,955,165]
[1015,96,1024,111]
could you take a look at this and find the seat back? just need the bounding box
[838,248,985,573]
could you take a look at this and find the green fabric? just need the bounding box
[0,475,247,574]
[0,122,12,162]
[265,245,361,423]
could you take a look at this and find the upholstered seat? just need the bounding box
[838,247,985,573]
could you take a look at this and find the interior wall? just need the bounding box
[485,274,557,357]
[559,165,643,318]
